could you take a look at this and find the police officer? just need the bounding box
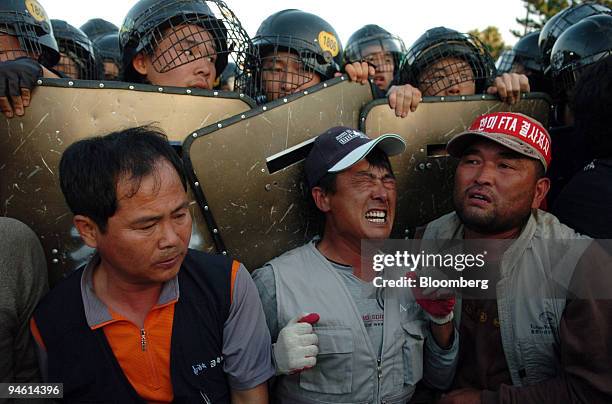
[344,24,406,91]
[51,19,101,80]
[398,27,530,105]
[0,0,60,118]
[93,32,121,81]
[120,0,253,90]
[250,9,419,118]
[496,31,550,94]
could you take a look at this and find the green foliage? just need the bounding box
[468,26,509,59]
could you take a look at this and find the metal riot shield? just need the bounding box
[183,76,375,270]
[0,78,255,285]
[360,92,552,237]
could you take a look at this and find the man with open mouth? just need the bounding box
[252,126,459,403]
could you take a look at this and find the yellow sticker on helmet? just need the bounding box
[318,31,339,57]
[25,0,48,22]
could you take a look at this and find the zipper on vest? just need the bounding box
[140,328,147,351]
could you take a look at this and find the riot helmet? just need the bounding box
[250,9,343,102]
[216,61,240,91]
[539,2,610,73]
[399,26,496,96]
[51,19,101,80]
[344,24,406,90]
[80,18,118,40]
[94,32,121,80]
[0,0,59,67]
[551,14,612,96]
[495,49,514,73]
[120,0,253,89]
[497,31,550,93]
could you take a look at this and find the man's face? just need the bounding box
[362,44,394,91]
[103,60,120,80]
[261,50,321,101]
[0,33,30,62]
[453,139,545,235]
[318,158,396,243]
[135,24,217,88]
[94,159,192,285]
[56,52,81,79]
[418,56,476,96]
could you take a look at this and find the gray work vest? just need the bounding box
[423,210,590,386]
[268,241,425,404]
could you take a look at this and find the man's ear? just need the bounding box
[132,52,148,75]
[73,215,102,249]
[531,177,551,209]
[311,187,331,213]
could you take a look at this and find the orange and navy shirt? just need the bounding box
[31,255,274,403]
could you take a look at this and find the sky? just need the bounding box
[43,0,528,48]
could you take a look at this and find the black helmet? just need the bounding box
[120,0,253,87]
[551,14,612,95]
[495,49,514,73]
[0,0,59,67]
[93,32,121,80]
[399,26,496,95]
[80,18,118,40]
[497,31,551,93]
[539,2,610,73]
[51,19,101,80]
[344,24,406,71]
[250,9,343,102]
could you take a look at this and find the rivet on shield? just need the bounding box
[481,95,486,99]
[440,97,445,101]
[239,93,244,98]
[241,114,246,119]
[129,85,135,90]
[217,123,222,128]
[37,79,43,85]
[222,251,227,255]
[261,168,265,173]
[323,83,327,88]
[52,258,59,264]
[186,89,192,94]
[265,184,272,191]
[263,106,267,111]
[214,91,218,96]
[418,163,426,170]
[51,249,58,254]
[68,81,74,86]
[303,90,308,95]
[158,87,163,92]
[99,83,104,88]
[340,76,345,81]
[213,228,218,234]
[461,96,465,100]
[194,181,200,187]
[404,229,410,234]
[192,133,197,138]
[283,98,288,103]
[420,148,425,153]
[204,205,209,211]
[426,163,433,169]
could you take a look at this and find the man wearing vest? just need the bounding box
[253,127,459,403]
[426,112,612,404]
[30,126,274,403]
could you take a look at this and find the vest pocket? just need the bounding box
[299,327,354,394]
[401,321,425,386]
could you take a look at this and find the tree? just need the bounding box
[512,0,612,38]
[468,26,508,60]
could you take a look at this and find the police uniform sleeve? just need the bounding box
[222,264,274,390]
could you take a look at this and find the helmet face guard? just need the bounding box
[52,20,101,80]
[400,30,495,96]
[345,34,406,75]
[0,0,59,67]
[121,0,254,91]
[250,36,334,102]
[93,33,121,80]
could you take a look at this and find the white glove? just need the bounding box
[273,313,320,375]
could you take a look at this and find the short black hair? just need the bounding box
[59,125,186,232]
[315,147,395,195]
[571,55,612,158]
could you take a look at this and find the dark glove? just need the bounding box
[0,57,42,118]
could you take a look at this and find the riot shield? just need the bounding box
[183,76,376,270]
[360,93,552,236]
[0,78,254,284]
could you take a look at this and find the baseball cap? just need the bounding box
[447,112,552,170]
[305,126,406,189]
